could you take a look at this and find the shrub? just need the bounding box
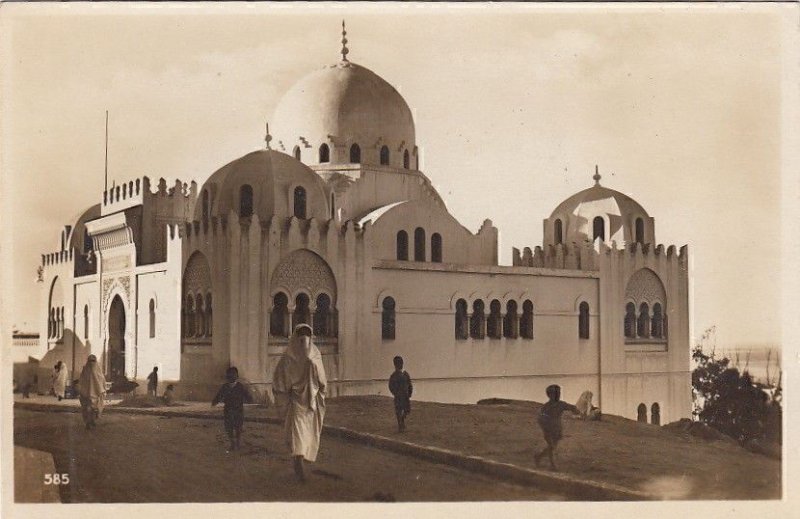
[692,343,781,446]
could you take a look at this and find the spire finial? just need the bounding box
[265,121,272,150]
[341,20,349,61]
[593,164,601,186]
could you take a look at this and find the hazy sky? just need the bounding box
[1,3,788,349]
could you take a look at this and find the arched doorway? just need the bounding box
[108,295,126,380]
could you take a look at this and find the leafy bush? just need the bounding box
[692,344,781,446]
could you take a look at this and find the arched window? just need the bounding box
[579,302,590,339]
[293,293,311,330]
[470,300,485,340]
[396,231,408,261]
[205,293,213,337]
[521,300,534,339]
[637,403,647,423]
[624,302,637,339]
[349,143,361,164]
[195,294,205,337]
[382,297,396,340]
[487,300,502,339]
[319,143,330,163]
[84,304,89,339]
[314,293,332,337]
[239,184,253,218]
[637,303,650,338]
[293,186,307,219]
[270,292,289,337]
[49,308,54,338]
[185,295,195,338]
[380,145,390,165]
[592,217,605,242]
[635,217,645,244]
[651,303,663,338]
[58,307,64,338]
[293,146,301,161]
[403,149,410,169]
[149,299,156,338]
[554,219,563,245]
[503,300,518,339]
[202,189,210,221]
[414,227,426,262]
[651,403,661,425]
[455,299,468,340]
[431,233,443,263]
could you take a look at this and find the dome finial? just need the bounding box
[341,20,349,62]
[264,121,272,150]
[593,164,601,186]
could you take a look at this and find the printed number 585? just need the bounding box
[44,473,69,485]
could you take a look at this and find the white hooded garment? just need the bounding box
[272,325,327,462]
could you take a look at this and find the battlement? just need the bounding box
[512,240,688,271]
[166,211,369,246]
[42,248,74,267]
[102,176,198,216]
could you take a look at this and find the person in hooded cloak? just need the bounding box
[53,361,68,401]
[272,323,327,482]
[78,354,107,429]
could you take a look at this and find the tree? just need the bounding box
[692,335,782,446]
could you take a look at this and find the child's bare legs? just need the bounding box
[396,409,406,432]
[534,437,559,470]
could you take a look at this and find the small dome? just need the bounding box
[197,150,329,221]
[545,174,654,246]
[272,61,416,168]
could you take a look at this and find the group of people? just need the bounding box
[64,322,592,478]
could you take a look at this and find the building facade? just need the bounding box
[34,42,691,425]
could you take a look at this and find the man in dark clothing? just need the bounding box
[388,356,413,432]
[146,366,158,397]
[534,384,579,470]
[212,366,253,452]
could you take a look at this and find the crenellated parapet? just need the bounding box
[101,175,198,218]
[512,240,689,272]
[41,249,75,267]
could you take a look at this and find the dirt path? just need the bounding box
[14,409,562,503]
[323,396,781,500]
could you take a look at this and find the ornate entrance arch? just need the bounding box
[108,295,126,380]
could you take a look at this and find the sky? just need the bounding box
[1,3,789,350]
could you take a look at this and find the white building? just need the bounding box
[34,33,691,425]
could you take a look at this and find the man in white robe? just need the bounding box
[78,355,107,429]
[272,323,327,482]
[53,361,68,401]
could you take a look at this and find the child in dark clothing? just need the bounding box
[212,367,253,452]
[534,384,579,471]
[388,356,413,432]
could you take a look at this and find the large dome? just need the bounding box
[272,61,416,169]
[544,171,655,246]
[197,150,330,222]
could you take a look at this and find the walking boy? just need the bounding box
[146,366,158,397]
[534,384,579,471]
[388,356,413,432]
[212,367,253,452]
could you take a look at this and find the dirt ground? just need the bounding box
[322,396,781,500]
[14,409,561,503]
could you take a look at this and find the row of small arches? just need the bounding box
[379,298,592,341]
[624,302,667,339]
[397,229,442,262]
[293,143,414,169]
[48,306,65,339]
[270,292,338,338]
[182,292,213,339]
[553,217,647,244]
